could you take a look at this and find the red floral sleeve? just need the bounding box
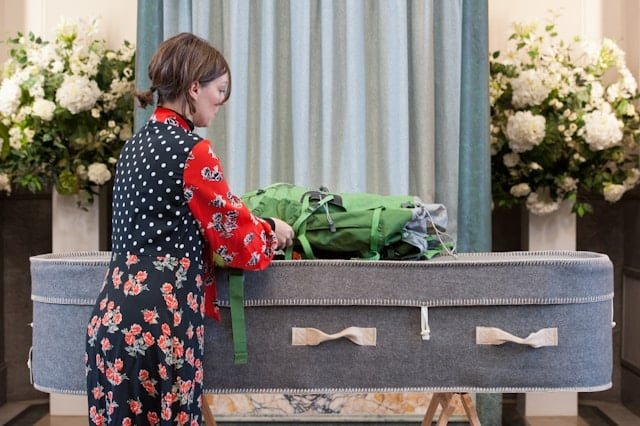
[184,139,278,318]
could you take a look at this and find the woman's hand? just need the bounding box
[271,218,295,250]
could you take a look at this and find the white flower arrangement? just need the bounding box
[490,17,640,216]
[0,17,135,207]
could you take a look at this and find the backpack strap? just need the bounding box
[291,193,336,259]
[229,269,248,364]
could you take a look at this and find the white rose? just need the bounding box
[506,111,546,153]
[32,98,57,121]
[87,163,112,185]
[526,190,561,215]
[510,183,531,197]
[503,152,520,168]
[603,184,626,203]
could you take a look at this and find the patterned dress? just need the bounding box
[85,107,277,425]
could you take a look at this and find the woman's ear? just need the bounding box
[188,81,200,100]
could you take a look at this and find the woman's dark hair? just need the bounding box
[135,32,231,115]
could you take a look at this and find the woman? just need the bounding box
[85,32,294,425]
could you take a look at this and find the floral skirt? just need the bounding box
[85,253,206,425]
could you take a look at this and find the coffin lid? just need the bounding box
[30,250,613,307]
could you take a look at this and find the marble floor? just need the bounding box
[1,398,639,425]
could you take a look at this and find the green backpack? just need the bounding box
[227,182,453,364]
[242,182,452,260]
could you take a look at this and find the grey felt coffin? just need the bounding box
[30,250,614,395]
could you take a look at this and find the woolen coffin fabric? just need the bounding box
[30,251,613,395]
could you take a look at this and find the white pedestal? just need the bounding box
[50,189,104,416]
[521,200,578,417]
[51,189,103,252]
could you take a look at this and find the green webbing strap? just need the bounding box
[229,269,248,364]
[370,207,383,254]
[291,193,336,259]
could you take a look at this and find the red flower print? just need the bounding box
[185,347,195,366]
[142,380,156,396]
[100,338,111,352]
[195,274,202,288]
[161,323,171,336]
[92,385,104,400]
[123,280,133,293]
[135,270,148,283]
[176,410,189,425]
[161,407,172,421]
[186,324,194,340]
[164,294,179,310]
[113,311,123,324]
[132,283,144,295]
[143,331,155,347]
[114,358,124,371]
[99,297,108,310]
[105,367,116,383]
[180,379,192,393]
[122,418,132,426]
[125,332,136,345]
[195,367,203,384]
[138,369,150,381]
[157,335,168,350]
[96,354,104,371]
[126,254,139,266]
[130,324,142,335]
[112,267,122,288]
[143,309,158,324]
[173,311,182,326]
[180,258,191,269]
[128,398,143,415]
[112,373,123,385]
[147,411,160,424]
[158,363,168,380]
[107,301,115,311]
[91,413,105,426]
[164,391,177,405]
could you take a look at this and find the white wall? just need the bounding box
[0,0,136,62]
[489,0,640,77]
[3,0,639,78]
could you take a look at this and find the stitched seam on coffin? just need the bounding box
[30,251,110,265]
[216,292,614,307]
[266,250,610,268]
[34,383,612,394]
[32,292,614,306]
[31,295,97,305]
[203,383,613,395]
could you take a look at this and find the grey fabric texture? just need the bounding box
[30,251,613,395]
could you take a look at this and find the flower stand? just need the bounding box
[520,200,578,417]
[49,188,105,416]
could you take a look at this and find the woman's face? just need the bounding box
[191,73,229,127]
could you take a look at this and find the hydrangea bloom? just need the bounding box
[490,16,640,216]
[0,18,135,206]
[506,111,546,152]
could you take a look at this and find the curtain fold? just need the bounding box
[134,0,490,251]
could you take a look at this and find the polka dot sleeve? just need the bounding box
[183,140,278,271]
